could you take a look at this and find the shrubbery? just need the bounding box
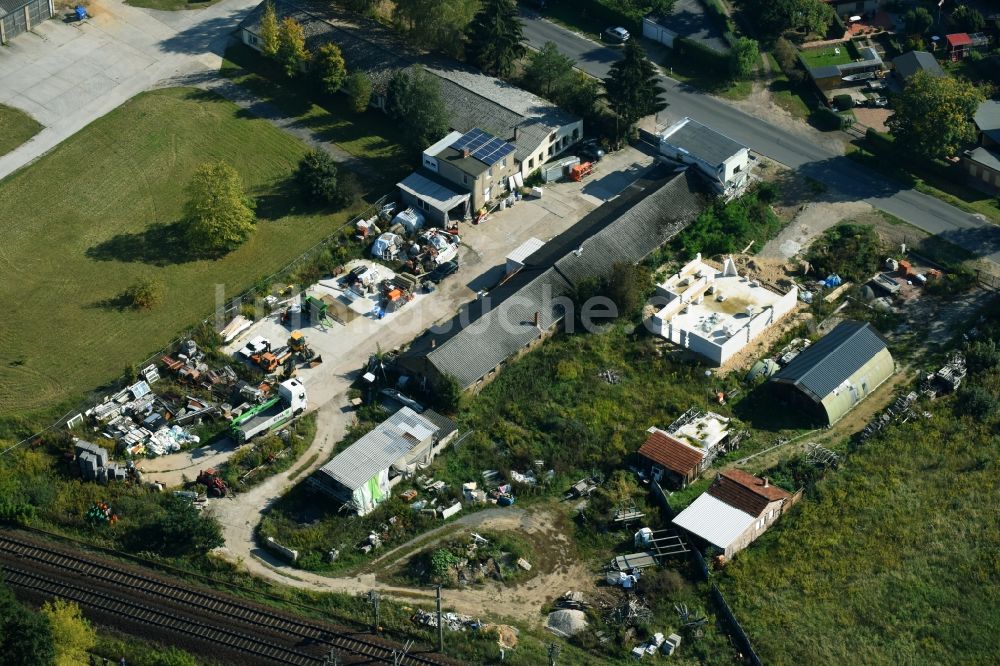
[806,223,884,282]
[675,184,783,257]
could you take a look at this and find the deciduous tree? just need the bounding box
[277,17,309,78]
[258,1,280,57]
[886,70,984,160]
[182,161,256,255]
[524,41,574,98]
[41,599,96,666]
[386,67,450,152]
[465,0,526,78]
[395,0,478,57]
[904,7,933,35]
[950,4,985,33]
[344,71,373,113]
[312,43,347,95]
[603,40,665,139]
[0,584,56,666]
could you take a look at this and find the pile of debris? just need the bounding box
[858,391,919,443]
[922,352,966,396]
[412,610,478,632]
[546,609,589,637]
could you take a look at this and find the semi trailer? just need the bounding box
[231,378,307,443]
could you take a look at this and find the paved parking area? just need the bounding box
[0,0,258,179]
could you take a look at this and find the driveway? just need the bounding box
[519,15,1000,266]
[0,0,259,180]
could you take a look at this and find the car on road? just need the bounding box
[577,139,605,162]
[603,27,630,43]
[427,260,459,283]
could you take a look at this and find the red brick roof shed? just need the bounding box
[638,430,705,487]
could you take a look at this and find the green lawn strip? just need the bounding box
[765,54,811,120]
[220,44,413,191]
[0,87,365,418]
[798,41,856,69]
[0,103,42,157]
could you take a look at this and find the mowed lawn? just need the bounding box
[0,103,42,156]
[0,87,362,418]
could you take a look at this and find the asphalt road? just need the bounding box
[520,16,1000,265]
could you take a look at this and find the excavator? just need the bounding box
[288,330,320,365]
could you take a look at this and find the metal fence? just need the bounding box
[4,193,393,453]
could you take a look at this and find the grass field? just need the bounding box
[798,42,856,69]
[0,87,366,420]
[0,104,42,157]
[719,316,1000,664]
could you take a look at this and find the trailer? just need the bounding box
[231,378,307,443]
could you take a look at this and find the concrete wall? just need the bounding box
[820,347,895,424]
[724,498,786,559]
[643,18,678,48]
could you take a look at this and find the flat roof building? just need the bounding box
[650,254,798,366]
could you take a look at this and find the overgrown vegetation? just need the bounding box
[805,223,884,282]
[674,183,782,257]
[218,413,317,490]
[399,530,533,588]
[720,305,1000,664]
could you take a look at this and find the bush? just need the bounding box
[344,72,373,113]
[773,37,805,83]
[806,223,884,282]
[295,150,354,208]
[121,278,165,310]
[675,185,784,257]
[812,106,849,131]
[833,94,853,110]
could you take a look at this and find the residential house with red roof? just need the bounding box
[672,470,798,560]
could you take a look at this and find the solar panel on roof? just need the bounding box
[451,128,513,165]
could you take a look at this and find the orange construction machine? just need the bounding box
[570,162,594,182]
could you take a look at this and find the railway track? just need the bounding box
[0,532,450,666]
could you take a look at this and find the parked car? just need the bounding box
[867,96,888,108]
[865,80,886,91]
[428,260,459,283]
[577,139,605,162]
[603,26,630,43]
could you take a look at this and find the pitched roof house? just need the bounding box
[962,100,1000,193]
[237,0,581,177]
[892,51,944,81]
[770,320,893,425]
[672,469,795,559]
[638,411,732,487]
[398,166,708,390]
